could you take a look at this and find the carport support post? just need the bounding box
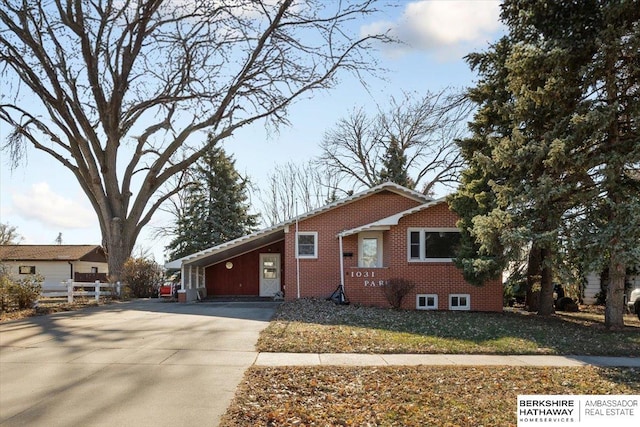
[181,264,186,292]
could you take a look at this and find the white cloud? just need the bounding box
[12,182,96,229]
[363,0,503,60]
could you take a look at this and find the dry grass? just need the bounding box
[222,299,640,426]
[0,298,104,322]
[221,366,639,426]
[257,299,640,356]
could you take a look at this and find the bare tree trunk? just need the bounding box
[605,255,626,329]
[525,245,541,312]
[104,217,134,285]
[537,247,555,316]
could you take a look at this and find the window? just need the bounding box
[262,259,278,279]
[449,294,470,311]
[358,232,383,267]
[19,266,36,274]
[91,267,99,274]
[409,231,421,259]
[416,294,438,310]
[408,228,460,262]
[296,232,318,258]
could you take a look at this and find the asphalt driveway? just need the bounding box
[0,299,278,427]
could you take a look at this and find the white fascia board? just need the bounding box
[337,197,450,238]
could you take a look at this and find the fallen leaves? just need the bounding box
[256,299,640,355]
[221,366,640,426]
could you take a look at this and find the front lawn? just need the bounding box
[221,366,639,426]
[257,299,640,355]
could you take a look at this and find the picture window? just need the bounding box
[408,228,460,262]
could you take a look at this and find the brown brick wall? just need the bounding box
[283,190,421,299]
[283,193,503,312]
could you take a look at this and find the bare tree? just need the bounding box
[318,89,473,195]
[0,222,22,245]
[258,160,342,225]
[0,0,386,280]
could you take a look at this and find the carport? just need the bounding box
[165,225,286,301]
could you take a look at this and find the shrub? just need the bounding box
[381,278,415,309]
[122,257,162,298]
[13,275,43,309]
[0,274,12,312]
[555,296,579,312]
[0,270,43,312]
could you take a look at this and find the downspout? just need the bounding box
[295,205,300,299]
[339,234,345,295]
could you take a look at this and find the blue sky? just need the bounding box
[0,0,504,262]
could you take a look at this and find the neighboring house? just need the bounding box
[584,270,640,305]
[0,245,108,289]
[166,182,503,311]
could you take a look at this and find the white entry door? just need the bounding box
[259,253,281,297]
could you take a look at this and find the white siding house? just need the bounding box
[0,245,108,290]
[584,270,640,305]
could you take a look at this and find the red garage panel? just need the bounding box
[205,240,284,296]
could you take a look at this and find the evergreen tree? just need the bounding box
[378,137,414,188]
[451,0,640,324]
[166,140,259,261]
[449,37,514,288]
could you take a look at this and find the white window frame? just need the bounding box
[407,227,460,262]
[358,232,383,268]
[416,294,438,310]
[296,232,318,259]
[449,294,470,311]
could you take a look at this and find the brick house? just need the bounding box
[165,182,503,311]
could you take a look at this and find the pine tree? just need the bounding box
[166,140,259,261]
[451,0,640,323]
[378,137,414,189]
[449,37,514,288]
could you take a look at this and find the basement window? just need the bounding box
[416,294,438,310]
[449,294,470,311]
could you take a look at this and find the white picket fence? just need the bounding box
[39,279,121,303]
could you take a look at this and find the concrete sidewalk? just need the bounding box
[254,353,640,367]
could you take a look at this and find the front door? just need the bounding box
[259,253,281,297]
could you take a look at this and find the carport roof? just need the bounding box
[165,226,286,269]
[165,182,432,269]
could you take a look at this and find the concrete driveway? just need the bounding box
[0,299,278,427]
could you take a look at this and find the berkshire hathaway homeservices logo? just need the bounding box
[518,395,639,426]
